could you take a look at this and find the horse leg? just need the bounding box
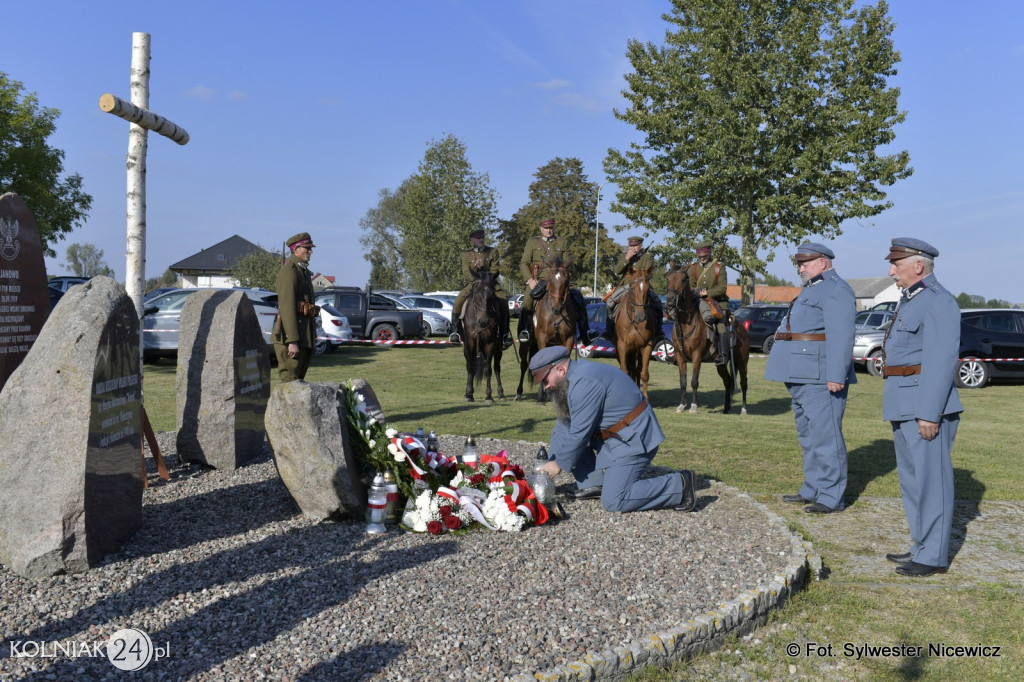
[515,340,530,400]
[717,362,733,414]
[737,348,749,415]
[640,344,651,398]
[483,356,494,405]
[494,346,505,400]
[688,359,701,414]
[464,351,475,402]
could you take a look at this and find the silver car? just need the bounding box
[142,288,278,361]
[379,294,450,337]
[852,323,888,377]
[316,304,354,354]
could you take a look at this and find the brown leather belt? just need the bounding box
[883,364,921,377]
[774,332,826,342]
[597,398,649,440]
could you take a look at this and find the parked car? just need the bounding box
[314,287,421,341]
[855,309,894,330]
[401,295,454,322]
[957,308,1024,388]
[142,288,278,361]
[315,304,353,353]
[581,302,675,362]
[47,276,89,292]
[508,293,524,317]
[852,324,888,377]
[868,300,898,312]
[378,294,450,337]
[144,286,179,301]
[48,285,65,311]
[734,304,789,353]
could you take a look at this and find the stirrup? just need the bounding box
[448,332,462,344]
[518,330,531,342]
[502,333,514,349]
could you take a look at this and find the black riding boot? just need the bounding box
[449,318,464,344]
[501,309,514,349]
[571,290,592,345]
[517,310,532,342]
[713,327,727,365]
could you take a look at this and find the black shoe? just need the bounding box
[803,502,838,514]
[782,494,812,504]
[571,486,602,501]
[502,332,514,349]
[895,561,948,577]
[672,470,697,512]
[579,333,593,346]
[518,330,531,343]
[714,353,727,366]
[886,552,914,564]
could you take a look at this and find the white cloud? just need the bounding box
[228,90,248,101]
[185,85,214,100]
[537,78,571,91]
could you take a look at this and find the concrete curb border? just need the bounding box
[511,489,823,681]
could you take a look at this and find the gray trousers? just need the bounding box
[570,445,684,512]
[788,382,849,509]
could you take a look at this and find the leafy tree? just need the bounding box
[758,273,796,287]
[145,268,178,292]
[360,134,498,292]
[0,73,93,256]
[604,0,911,304]
[231,245,281,290]
[502,157,622,296]
[63,242,114,277]
[360,187,408,290]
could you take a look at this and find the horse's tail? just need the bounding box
[473,350,488,386]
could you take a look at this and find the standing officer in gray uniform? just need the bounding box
[529,345,697,513]
[765,242,856,514]
[881,238,962,577]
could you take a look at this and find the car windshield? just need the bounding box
[320,304,345,317]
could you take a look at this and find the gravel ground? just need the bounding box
[1,434,801,681]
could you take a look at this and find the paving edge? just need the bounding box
[509,487,823,682]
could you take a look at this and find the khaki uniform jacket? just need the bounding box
[275,254,316,348]
[614,249,654,277]
[520,236,568,282]
[690,259,728,302]
[462,246,503,283]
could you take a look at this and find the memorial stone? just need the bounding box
[176,289,271,470]
[0,193,51,392]
[265,381,367,520]
[0,276,142,578]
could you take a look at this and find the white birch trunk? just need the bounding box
[125,32,150,324]
[99,94,190,145]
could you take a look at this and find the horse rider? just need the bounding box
[449,228,513,348]
[605,235,664,337]
[687,240,731,366]
[516,217,593,345]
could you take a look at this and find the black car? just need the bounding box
[583,302,675,362]
[734,304,789,353]
[956,308,1024,388]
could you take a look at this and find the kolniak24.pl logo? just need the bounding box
[9,629,169,671]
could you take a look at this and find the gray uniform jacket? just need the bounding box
[764,269,857,385]
[882,274,963,422]
[548,360,665,474]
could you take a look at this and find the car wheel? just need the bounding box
[865,349,884,377]
[420,321,431,338]
[314,339,329,356]
[654,339,674,362]
[955,357,989,389]
[762,335,775,355]
[372,323,399,342]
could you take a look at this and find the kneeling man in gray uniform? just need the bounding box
[530,345,697,513]
[882,238,962,578]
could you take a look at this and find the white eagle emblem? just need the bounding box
[0,216,21,261]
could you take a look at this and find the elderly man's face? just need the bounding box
[293,245,313,264]
[797,256,828,284]
[888,257,925,288]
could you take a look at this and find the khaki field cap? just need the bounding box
[287,232,315,250]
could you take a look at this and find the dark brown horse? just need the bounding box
[612,267,658,397]
[664,265,750,414]
[462,269,504,404]
[515,257,577,400]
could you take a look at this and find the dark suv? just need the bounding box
[957,308,1024,388]
[734,304,789,353]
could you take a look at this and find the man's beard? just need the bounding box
[549,378,571,423]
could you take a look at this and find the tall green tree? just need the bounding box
[231,246,281,290]
[145,268,178,292]
[63,242,114,277]
[502,157,622,296]
[0,73,92,256]
[360,134,497,292]
[604,0,911,303]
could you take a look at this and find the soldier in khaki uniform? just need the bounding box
[449,228,513,348]
[274,232,318,382]
[517,217,592,344]
[606,236,664,333]
[686,240,730,365]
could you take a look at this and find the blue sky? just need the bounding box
[3,0,1022,302]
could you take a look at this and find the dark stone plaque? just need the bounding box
[0,193,50,392]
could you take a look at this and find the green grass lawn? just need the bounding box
[143,346,1024,680]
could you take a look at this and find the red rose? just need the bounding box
[443,515,461,531]
[470,473,486,485]
[509,464,525,479]
[439,505,453,518]
[427,520,444,535]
